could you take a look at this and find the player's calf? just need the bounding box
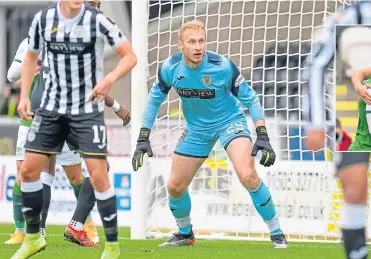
[86,158,118,243]
[337,160,368,259]
[18,153,49,237]
[40,171,54,237]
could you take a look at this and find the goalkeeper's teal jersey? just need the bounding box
[142,51,264,132]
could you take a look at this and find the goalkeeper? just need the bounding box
[305,2,371,259]
[132,20,288,248]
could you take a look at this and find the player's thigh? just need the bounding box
[16,125,29,162]
[15,125,30,184]
[335,152,369,203]
[84,158,109,192]
[219,119,255,177]
[16,161,23,184]
[68,112,107,158]
[63,164,84,185]
[20,152,50,181]
[169,153,206,194]
[24,109,66,155]
[42,155,56,176]
[174,129,215,158]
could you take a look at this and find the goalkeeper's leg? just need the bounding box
[336,152,369,259]
[157,129,212,248]
[158,153,207,248]
[224,137,287,248]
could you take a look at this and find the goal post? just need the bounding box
[130,0,149,240]
[130,0,356,242]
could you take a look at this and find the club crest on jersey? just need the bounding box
[75,26,85,38]
[202,76,212,86]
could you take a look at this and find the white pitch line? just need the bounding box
[0,233,130,240]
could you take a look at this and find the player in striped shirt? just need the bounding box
[64,0,131,247]
[6,0,130,249]
[11,1,136,258]
[305,2,371,259]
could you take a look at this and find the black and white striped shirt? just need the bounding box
[305,1,371,129]
[28,2,126,115]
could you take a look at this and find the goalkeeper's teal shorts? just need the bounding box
[174,117,252,158]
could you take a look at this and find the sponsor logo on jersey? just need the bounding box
[202,75,212,86]
[48,42,93,55]
[176,88,215,99]
[49,43,84,52]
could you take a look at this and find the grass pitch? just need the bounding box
[0,224,347,258]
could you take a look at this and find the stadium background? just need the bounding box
[335,25,371,141]
[0,0,360,247]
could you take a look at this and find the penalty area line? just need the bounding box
[0,233,130,240]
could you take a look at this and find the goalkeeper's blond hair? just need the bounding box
[178,20,206,40]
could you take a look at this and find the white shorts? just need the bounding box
[15,125,83,166]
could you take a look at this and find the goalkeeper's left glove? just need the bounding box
[251,126,276,167]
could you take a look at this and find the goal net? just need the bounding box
[131,0,359,242]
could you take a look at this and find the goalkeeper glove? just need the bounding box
[132,128,153,171]
[251,126,276,167]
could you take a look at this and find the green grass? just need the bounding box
[0,224,347,258]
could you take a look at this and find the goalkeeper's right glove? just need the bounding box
[132,128,153,171]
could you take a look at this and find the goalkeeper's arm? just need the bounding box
[227,60,275,166]
[132,82,169,171]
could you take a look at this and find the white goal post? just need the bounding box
[130,0,360,242]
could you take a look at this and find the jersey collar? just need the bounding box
[57,2,86,23]
[182,52,207,73]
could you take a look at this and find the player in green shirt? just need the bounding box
[348,73,371,151]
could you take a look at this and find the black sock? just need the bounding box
[21,189,43,234]
[97,195,118,242]
[40,183,51,229]
[342,228,367,259]
[71,177,96,224]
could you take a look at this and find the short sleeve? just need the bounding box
[28,11,43,53]
[97,14,126,49]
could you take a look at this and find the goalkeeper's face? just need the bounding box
[178,28,206,65]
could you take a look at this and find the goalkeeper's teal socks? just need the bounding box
[168,191,192,235]
[12,182,25,229]
[248,179,282,236]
